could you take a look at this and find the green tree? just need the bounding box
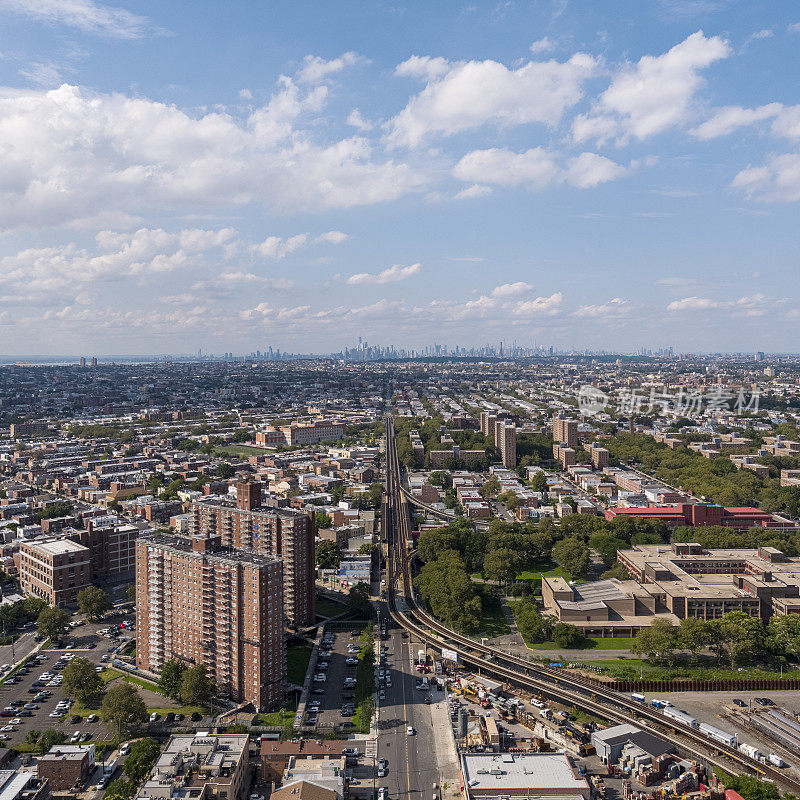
[588,534,627,569]
[315,540,342,569]
[600,562,631,580]
[767,613,800,659]
[38,729,67,755]
[101,683,148,738]
[631,618,678,663]
[77,585,112,622]
[677,616,712,660]
[530,471,549,494]
[358,543,376,556]
[428,471,449,487]
[158,658,187,701]
[314,511,333,530]
[551,537,591,579]
[37,606,70,643]
[216,462,235,479]
[479,475,500,500]
[347,582,372,616]
[415,550,482,634]
[37,501,73,520]
[498,490,520,511]
[104,779,136,800]
[482,547,520,588]
[181,664,215,706]
[25,730,40,745]
[123,738,161,783]
[711,611,765,668]
[552,622,583,648]
[62,657,102,703]
[514,600,553,644]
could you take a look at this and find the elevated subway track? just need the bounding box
[382,414,800,794]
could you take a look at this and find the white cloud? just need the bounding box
[509,292,563,316]
[731,154,800,203]
[530,36,556,54]
[346,109,374,131]
[491,282,534,298]
[742,28,774,49]
[453,147,627,190]
[218,272,294,290]
[454,184,492,200]
[347,263,421,285]
[574,297,631,317]
[0,0,163,38]
[251,234,309,260]
[19,62,64,87]
[239,89,253,101]
[0,227,235,296]
[790,22,800,33]
[692,103,800,140]
[0,83,423,230]
[296,52,364,84]
[394,55,450,81]
[315,230,349,245]
[453,148,560,188]
[573,31,730,145]
[388,52,597,147]
[565,152,627,187]
[667,296,720,311]
[667,293,772,314]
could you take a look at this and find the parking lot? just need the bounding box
[306,627,368,729]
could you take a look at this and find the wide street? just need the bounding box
[376,624,440,800]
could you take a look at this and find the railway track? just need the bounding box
[382,414,800,794]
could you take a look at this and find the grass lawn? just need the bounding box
[473,587,511,639]
[315,598,346,618]
[525,637,638,651]
[122,674,159,692]
[516,560,569,581]
[214,444,270,457]
[257,707,296,726]
[286,644,312,684]
[587,658,800,681]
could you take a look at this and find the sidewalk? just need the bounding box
[429,687,461,800]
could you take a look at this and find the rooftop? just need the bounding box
[461,752,588,793]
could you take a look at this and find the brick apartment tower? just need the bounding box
[495,420,517,469]
[553,414,578,449]
[135,532,285,711]
[190,481,314,626]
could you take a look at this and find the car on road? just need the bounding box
[149,713,160,722]
[0,735,10,741]
[0,726,15,733]
[120,742,132,755]
[406,726,414,735]
[378,787,388,800]
[87,714,99,722]
[312,688,324,695]
[733,699,746,707]
[71,715,82,724]
[343,747,358,756]
[70,731,82,743]
[191,712,202,722]
[379,691,385,700]
[49,711,63,719]
[346,657,358,665]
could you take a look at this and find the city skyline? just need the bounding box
[1,1,799,353]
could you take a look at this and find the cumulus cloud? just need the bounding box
[251,234,309,260]
[0,82,424,231]
[574,297,631,317]
[693,103,800,140]
[0,227,235,296]
[491,282,535,298]
[530,36,556,54]
[296,52,365,84]
[346,109,374,131]
[0,0,164,38]
[667,293,772,314]
[509,292,563,316]
[454,184,493,200]
[453,147,627,190]
[731,154,800,203]
[347,263,422,285]
[573,31,730,145]
[388,52,598,148]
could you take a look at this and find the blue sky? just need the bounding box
[0,0,798,355]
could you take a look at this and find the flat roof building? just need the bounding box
[461,753,589,800]
[19,538,92,607]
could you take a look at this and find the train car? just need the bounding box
[739,743,762,761]
[699,722,737,747]
[662,706,699,728]
[631,693,645,703]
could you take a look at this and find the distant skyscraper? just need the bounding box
[79,357,86,368]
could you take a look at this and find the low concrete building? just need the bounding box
[591,724,675,765]
[260,740,346,783]
[460,752,589,800]
[0,771,50,800]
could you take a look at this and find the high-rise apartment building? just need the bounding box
[495,421,517,469]
[590,444,610,470]
[553,414,578,449]
[479,412,497,437]
[135,532,284,711]
[191,482,314,626]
